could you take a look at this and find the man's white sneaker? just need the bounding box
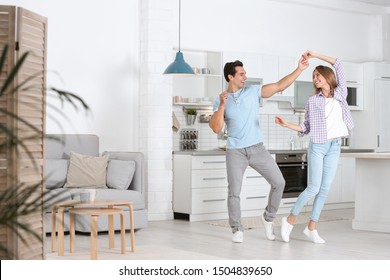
[261,214,276,241]
[303,226,326,244]
[281,217,294,242]
[232,230,243,243]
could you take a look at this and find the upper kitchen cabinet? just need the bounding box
[265,55,297,106]
[172,49,223,106]
[344,62,364,84]
[297,60,364,111]
[296,57,317,82]
[223,52,286,83]
[223,52,296,102]
[262,54,279,83]
[300,60,364,82]
[270,56,296,100]
[344,62,364,111]
[368,62,390,79]
[223,51,264,79]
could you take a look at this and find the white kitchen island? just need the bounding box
[343,152,390,233]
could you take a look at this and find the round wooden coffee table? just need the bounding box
[51,200,135,256]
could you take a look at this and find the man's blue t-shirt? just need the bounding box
[213,85,263,149]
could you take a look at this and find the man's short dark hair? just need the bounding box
[224,60,243,82]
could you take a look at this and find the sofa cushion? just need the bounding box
[45,159,69,189]
[106,160,136,190]
[64,152,109,189]
[44,188,73,213]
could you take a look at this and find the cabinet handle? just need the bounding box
[346,80,358,83]
[203,177,226,180]
[245,196,266,199]
[283,201,296,205]
[377,135,380,147]
[246,175,262,179]
[381,76,390,79]
[277,163,307,167]
[202,161,226,164]
[203,199,226,202]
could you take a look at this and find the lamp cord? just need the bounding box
[178,0,181,52]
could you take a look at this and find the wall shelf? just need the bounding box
[171,49,223,100]
[173,102,213,111]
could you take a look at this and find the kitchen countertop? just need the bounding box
[342,152,390,159]
[173,148,375,156]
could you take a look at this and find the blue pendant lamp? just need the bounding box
[163,0,194,75]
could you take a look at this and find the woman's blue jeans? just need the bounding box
[291,138,341,222]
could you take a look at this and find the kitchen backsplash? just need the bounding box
[172,107,309,151]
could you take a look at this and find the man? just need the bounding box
[209,56,308,243]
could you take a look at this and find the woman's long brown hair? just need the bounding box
[313,65,337,97]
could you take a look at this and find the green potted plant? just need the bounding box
[186,108,197,125]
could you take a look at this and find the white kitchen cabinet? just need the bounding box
[298,59,363,83]
[262,54,279,84]
[375,79,390,152]
[307,157,355,207]
[352,62,390,150]
[306,160,342,205]
[277,56,296,98]
[368,62,390,79]
[297,57,318,82]
[326,160,342,204]
[173,154,270,221]
[172,49,223,102]
[265,55,295,102]
[339,157,356,203]
[223,51,263,79]
[241,168,270,211]
[344,62,364,111]
[344,62,364,84]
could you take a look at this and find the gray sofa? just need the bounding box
[44,134,148,233]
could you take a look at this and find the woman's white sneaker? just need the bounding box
[281,217,294,242]
[232,230,243,243]
[303,226,325,244]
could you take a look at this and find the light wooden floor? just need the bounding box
[45,208,390,260]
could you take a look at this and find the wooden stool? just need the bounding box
[69,208,126,260]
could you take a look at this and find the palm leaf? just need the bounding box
[0,48,29,96]
[0,45,7,76]
[0,182,70,259]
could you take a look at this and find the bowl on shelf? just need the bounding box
[199,114,212,123]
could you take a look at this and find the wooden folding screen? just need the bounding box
[0,5,47,260]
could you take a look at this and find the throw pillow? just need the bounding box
[64,152,109,189]
[106,160,136,190]
[45,159,69,189]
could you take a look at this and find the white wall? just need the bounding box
[3,0,140,152]
[180,0,384,62]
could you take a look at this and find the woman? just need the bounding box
[275,51,354,243]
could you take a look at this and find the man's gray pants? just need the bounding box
[226,143,285,233]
